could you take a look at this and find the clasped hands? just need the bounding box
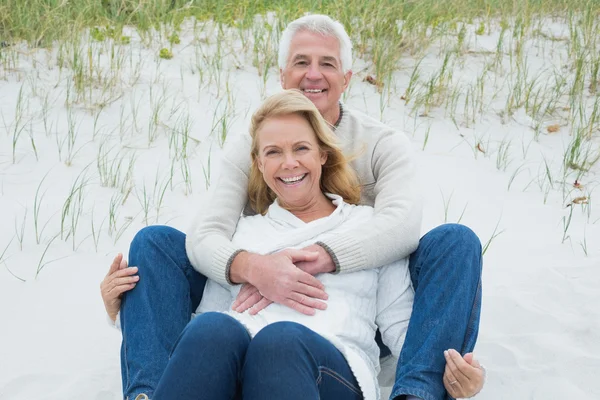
[231,244,333,315]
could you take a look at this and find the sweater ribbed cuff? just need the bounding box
[318,233,367,274]
[211,244,242,286]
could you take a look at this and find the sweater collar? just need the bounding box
[333,102,344,129]
[267,194,345,228]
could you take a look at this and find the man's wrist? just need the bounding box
[229,251,261,284]
[315,242,339,274]
[229,251,249,283]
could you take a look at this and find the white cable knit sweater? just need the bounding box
[196,195,414,400]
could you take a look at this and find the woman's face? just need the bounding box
[256,113,327,210]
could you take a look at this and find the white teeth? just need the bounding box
[280,174,306,183]
[304,89,323,93]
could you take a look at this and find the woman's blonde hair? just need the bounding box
[248,89,360,214]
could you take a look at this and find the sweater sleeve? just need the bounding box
[185,136,252,286]
[319,131,423,273]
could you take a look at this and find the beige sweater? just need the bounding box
[185,105,423,286]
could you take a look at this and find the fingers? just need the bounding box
[110,282,137,297]
[286,249,319,263]
[119,257,128,270]
[107,253,123,276]
[444,349,484,398]
[443,363,462,398]
[248,297,272,315]
[289,291,327,311]
[233,291,262,313]
[107,275,139,294]
[232,284,258,309]
[444,349,471,381]
[444,359,460,386]
[296,270,325,290]
[282,298,317,316]
[102,267,139,294]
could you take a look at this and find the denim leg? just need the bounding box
[242,322,363,400]
[120,225,207,399]
[391,224,482,400]
[154,313,251,400]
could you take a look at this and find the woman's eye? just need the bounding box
[266,150,278,156]
[296,146,309,152]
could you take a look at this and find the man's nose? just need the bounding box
[305,62,323,80]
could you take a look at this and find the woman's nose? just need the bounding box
[282,153,299,168]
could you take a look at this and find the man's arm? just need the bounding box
[318,131,423,273]
[185,136,252,286]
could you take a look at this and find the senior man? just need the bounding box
[104,14,484,400]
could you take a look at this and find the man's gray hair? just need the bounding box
[278,14,353,73]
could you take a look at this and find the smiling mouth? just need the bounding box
[278,174,307,184]
[302,89,327,94]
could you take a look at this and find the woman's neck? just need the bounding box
[280,194,336,223]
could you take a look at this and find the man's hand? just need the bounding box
[295,244,336,275]
[232,249,329,315]
[443,349,485,398]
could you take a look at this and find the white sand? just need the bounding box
[1,18,599,399]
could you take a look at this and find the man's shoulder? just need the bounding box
[223,134,252,169]
[340,106,411,150]
[343,106,395,132]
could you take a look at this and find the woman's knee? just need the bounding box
[248,322,312,358]
[175,313,249,352]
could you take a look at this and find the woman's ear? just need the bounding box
[257,157,265,173]
[320,150,328,165]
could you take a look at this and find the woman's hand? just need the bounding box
[100,253,139,322]
[443,349,485,398]
[231,283,273,314]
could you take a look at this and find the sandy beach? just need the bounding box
[1,14,599,400]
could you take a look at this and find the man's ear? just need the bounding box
[342,70,353,91]
[280,68,286,89]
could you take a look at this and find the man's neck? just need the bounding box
[324,102,343,127]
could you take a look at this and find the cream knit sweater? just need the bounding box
[186,105,423,286]
[196,195,414,400]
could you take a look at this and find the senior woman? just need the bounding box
[153,89,412,399]
[103,90,485,399]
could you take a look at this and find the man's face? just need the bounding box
[280,30,352,125]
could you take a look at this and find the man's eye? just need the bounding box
[296,61,307,66]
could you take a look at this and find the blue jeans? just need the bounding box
[153,313,363,400]
[120,223,482,400]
